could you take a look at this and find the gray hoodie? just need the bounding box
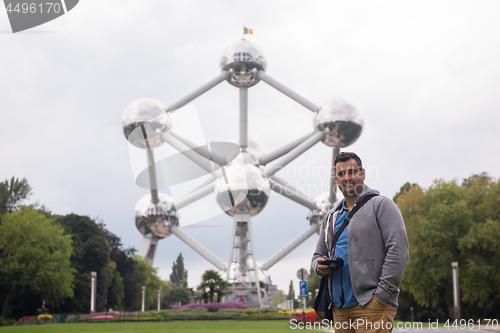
[311,185,409,307]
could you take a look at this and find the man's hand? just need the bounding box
[317,257,332,276]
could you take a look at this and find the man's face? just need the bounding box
[334,158,366,197]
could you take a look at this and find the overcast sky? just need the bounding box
[1,0,500,294]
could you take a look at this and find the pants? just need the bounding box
[332,298,397,333]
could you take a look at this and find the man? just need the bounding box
[311,152,409,333]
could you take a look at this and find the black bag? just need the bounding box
[315,274,334,320]
[314,194,378,320]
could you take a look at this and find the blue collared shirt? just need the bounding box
[331,201,358,308]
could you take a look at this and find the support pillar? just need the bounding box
[139,234,159,266]
[225,213,262,307]
[240,87,248,149]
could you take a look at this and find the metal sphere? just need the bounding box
[245,137,266,162]
[214,163,270,217]
[314,98,364,148]
[307,192,343,234]
[220,40,267,87]
[134,192,179,239]
[238,151,260,165]
[123,98,172,149]
[234,137,266,165]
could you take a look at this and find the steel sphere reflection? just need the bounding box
[234,137,266,165]
[245,137,266,163]
[314,98,364,148]
[220,40,267,87]
[214,163,270,217]
[123,98,172,149]
[135,192,179,239]
[307,192,343,234]
[237,151,260,165]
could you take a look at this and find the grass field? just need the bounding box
[0,321,295,333]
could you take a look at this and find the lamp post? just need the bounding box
[90,272,97,313]
[141,286,146,312]
[157,289,161,311]
[452,262,461,320]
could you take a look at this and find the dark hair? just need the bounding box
[334,152,363,169]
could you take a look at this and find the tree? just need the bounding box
[392,182,419,203]
[110,247,138,310]
[164,284,194,306]
[287,280,299,309]
[0,208,74,318]
[270,289,286,307]
[98,222,138,310]
[197,270,229,303]
[0,177,32,219]
[306,267,321,307]
[165,254,196,306]
[131,255,162,310]
[98,222,130,310]
[107,270,125,310]
[395,174,500,319]
[169,253,188,288]
[287,280,295,301]
[56,214,114,313]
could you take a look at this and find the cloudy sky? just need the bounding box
[1,0,499,294]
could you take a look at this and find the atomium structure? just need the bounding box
[122,39,364,307]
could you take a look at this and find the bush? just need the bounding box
[6,319,16,326]
[160,299,171,309]
[172,302,247,311]
[65,315,82,324]
[16,315,50,325]
[60,307,289,323]
[0,316,14,326]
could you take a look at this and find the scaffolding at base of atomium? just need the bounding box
[122,39,364,307]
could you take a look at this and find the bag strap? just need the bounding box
[330,193,379,249]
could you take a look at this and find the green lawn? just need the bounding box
[0,321,294,333]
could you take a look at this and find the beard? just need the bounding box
[339,183,364,197]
